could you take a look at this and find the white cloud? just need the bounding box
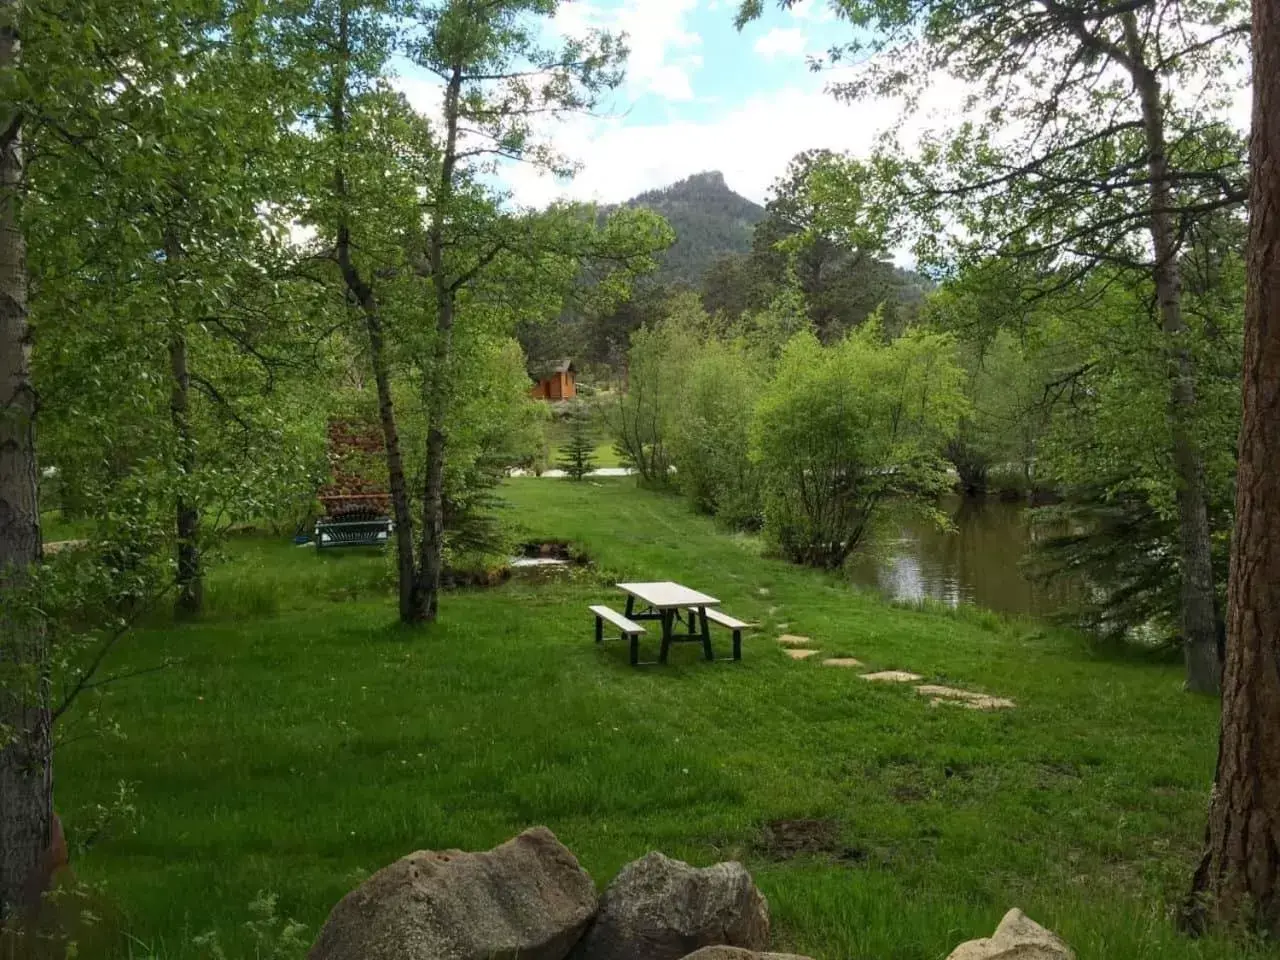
[753,28,807,59]
[497,75,971,211]
[552,0,702,102]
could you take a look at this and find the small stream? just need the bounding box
[844,495,1073,618]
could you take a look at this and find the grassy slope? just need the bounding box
[56,479,1265,959]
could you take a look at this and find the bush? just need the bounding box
[604,313,699,484]
[752,323,965,568]
[668,340,762,528]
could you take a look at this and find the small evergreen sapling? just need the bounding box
[558,409,597,481]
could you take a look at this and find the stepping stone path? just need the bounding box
[776,635,812,647]
[916,684,1016,711]
[784,649,819,660]
[859,670,923,683]
[772,637,1017,709]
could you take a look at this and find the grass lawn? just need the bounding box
[56,479,1269,959]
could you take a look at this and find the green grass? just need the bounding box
[543,408,622,469]
[41,510,94,543]
[56,479,1270,959]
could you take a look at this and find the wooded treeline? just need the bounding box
[0,0,671,924]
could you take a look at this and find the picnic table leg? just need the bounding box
[698,606,713,661]
[659,609,673,664]
[595,614,603,644]
[624,594,635,618]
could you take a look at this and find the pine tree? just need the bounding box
[558,410,597,481]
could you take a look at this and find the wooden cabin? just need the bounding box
[530,359,576,401]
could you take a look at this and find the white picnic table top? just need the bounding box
[616,581,720,609]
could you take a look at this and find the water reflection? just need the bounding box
[846,495,1071,618]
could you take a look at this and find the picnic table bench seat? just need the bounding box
[590,604,647,665]
[695,607,751,661]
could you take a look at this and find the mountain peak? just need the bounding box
[625,172,765,286]
[680,170,728,190]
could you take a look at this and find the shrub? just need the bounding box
[752,323,966,569]
[604,314,699,484]
[668,341,762,528]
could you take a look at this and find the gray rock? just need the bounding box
[946,909,1075,960]
[309,826,597,960]
[680,948,814,960]
[574,852,769,960]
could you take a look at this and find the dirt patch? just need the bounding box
[759,819,866,863]
[822,658,863,668]
[859,670,923,683]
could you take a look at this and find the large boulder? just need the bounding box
[573,852,769,960]
[680,948,814,960]
[946,909,1075,960]
[309,826,597,960]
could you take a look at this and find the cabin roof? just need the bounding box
[530,358,576,380]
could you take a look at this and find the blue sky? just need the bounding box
[394,0,907,208]
[390,0,1251,212]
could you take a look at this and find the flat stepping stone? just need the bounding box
[916,684,1016,710]
[784,649,819,660]
[777,634,811,646]
[822,658,863,668]
[859,670,923,683]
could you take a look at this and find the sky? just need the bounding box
[392,0,929,209]
[390,0,1252,212]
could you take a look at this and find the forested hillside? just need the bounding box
[622,171,764,285]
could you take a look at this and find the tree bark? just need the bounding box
[414,63,464,625]
[355,283,417,622]
[1186,0,1280,931]
[0,0,53,920]
[1124,15,1222,694]
[167,326,203,617]
[330,1,417,621]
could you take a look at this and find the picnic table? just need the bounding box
[616,581,720,664]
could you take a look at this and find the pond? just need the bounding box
[844,494,1074,618]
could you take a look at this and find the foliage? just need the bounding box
[924,243,1244,643]
[1026,267,1242,644]
[752,322,966,568]
[603,297,704,484]
[556,403,598,481]
[668,339,762,528]
[743,150,925,341]
[749,0,1248,278]
[191,891,309,960]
